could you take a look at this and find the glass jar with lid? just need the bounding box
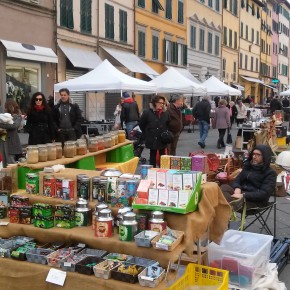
[109,133,115,147]
[38,144,48,162]
[55,142,63,159]
[76,139,87,155]
[103,134,112,149]
[26,145,39,164]
[113,131,119,145]
[47,143,57,161]
[64,141,76,158]
[88,137,98,153]
[118,130,126,143]
[96,136,104,150]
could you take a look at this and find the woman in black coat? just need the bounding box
[26,92,55,145]
[139,95,170,167]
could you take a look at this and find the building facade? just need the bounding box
[0,0,57,113]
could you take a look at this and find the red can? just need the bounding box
[55,178,64,199]
[9,206,20,223]
[43,175,56,197]
[95,209,113,238]
[62,179,75,200]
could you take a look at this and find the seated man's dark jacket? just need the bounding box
[231,145,277,207]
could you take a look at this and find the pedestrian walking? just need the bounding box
[120,92,140,136]
[227,101,237,128]
[113,98,123,130]
[212,99,231,149]
[270,95,282,114]
[192,95,211,148]
[167,95,184,155]
[139,95,170,167]
[26,92,55,145]
[0,99,23,163]
[236,99,247,127]
[52,88,83,145]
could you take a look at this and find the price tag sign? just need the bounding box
[46,268,67,286]
[0,222,9,226]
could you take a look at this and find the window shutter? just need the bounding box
[252,4,255,16]
[257,8,260,19]
[68,0,74,29]
[241,0,245,8]
[183,45,187,65]
[223,0,227,9]
[124,11,127,42]
[246,0,249,12]
[163,39,166,62]
[175,42,178,64]
[105,4,109,38]
[87,0,92,33]
[178,1,184,23]
[60,0,66,26]
[80,0,86,32]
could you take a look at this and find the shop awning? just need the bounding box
[241,76,264,84]
[1,39,58,63]
[101,46,159,78]
[262,84,275,89]
[58,43,102,69]
[232,83,245,91]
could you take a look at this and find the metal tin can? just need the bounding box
[77,175,90,200]
[55,177,64,199]
[116,207,133,227]
[62,179,75,200]
[140,165,153,179]
[92,177,107,202]
[75,199,92,227]
[95,208,113,238]
[117,180,127,196]
[25,173,39,194]
[148,211,167,233]
[126,180,139,205]
[92,203,109,230]
[0,205,7,219]
[136,213,148,233]
[76,174,87,193]
[43,175,56,197]
[119,212,138,242]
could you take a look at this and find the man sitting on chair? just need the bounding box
[221,145,277,211]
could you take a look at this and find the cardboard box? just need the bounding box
[147,169,158,188]
[158,189,169,206]
[172,173,183,191]
[157,169,167,189]
[191,155,208,173]
[170,157,181,170]
[178,190,191,208]
[182,173,194,190]
[166,170,177,190]
[180,157,192,171]
[137,179,151,199]
[160,155,171,169]
[168,190,179,208]
[148,188,159,205]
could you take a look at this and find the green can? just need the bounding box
[119,212,138,242]
[25,173,39,194]
[75,199,92,227]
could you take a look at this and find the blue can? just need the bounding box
[140,165,153,179]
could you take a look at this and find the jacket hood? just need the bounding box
[247,144,272,170]
[123,97,134,103]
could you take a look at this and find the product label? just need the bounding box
[119,225,133,241]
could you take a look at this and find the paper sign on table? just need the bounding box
[46,268,67,286]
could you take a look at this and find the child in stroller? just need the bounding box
[128,125,147,164]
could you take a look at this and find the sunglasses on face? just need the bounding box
[35,98,43,101]
[157,102,165,105]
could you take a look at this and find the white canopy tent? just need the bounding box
[280,89,290,96]
[149,67,207,95]
[201,76,242,96]
[54,59,156,93]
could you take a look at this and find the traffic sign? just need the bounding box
[272,79,279,84]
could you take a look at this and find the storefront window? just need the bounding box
[6,61,40,114]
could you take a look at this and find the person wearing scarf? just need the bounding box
[26,92,55,145]
[220,145,276,211]
[139,95,170,167]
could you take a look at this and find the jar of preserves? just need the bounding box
[96,136,104,150]
[64,141,76,158]
[38,145,48,162]
[26,145,39,164]
[55,142,63,159]
[88,137,98,152]
[103,135,112,149]
[118,130,126,143]
[109,133,115,147]
[113,131,119,145]
[76,139,87,155]
[47,143,57,161]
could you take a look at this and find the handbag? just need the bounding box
[160,130,174,144]
[226,129,233,144]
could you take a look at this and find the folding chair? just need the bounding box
[239,195,276,236]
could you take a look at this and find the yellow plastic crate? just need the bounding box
[167,264,229,290]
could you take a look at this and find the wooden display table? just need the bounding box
[0,182,231,290]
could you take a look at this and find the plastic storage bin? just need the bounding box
[167,263,228,290]
[208,230,273,289]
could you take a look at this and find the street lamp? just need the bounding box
[205,70,211,80]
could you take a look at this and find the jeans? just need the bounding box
[198,120,209,145]
[125,121,139,137]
